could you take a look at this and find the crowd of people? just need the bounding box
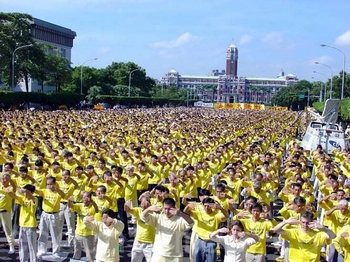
[0,108,349,262]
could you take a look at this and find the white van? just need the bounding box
[301,99,347,154]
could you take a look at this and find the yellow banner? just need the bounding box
[213,103,287,111]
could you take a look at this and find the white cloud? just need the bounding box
[335,30,350,46]
[151,32,199,49]
[307,55,333,66]
[262,32,283,46]
[95,46,112,56]
[239,34,253,45]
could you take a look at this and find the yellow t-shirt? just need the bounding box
[36,189,62,213]
[16,195,38,228]
[13,176,34,190]
[240,218,273,254]
[72,203,97,236]
[0,185,14,212]
[32,170,47,190]
[125,176,138,201]
[129,207,155,243]
[92,196,111,222]
[192,210,225,240]
[327,210,350,234]
[57,181,75,202]
[99,181,119,212]
[333,224,350,261]
[282,227,330,262]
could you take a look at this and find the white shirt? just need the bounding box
[211,235,257,262]
[84,218,124,262]
[141,212,193,258]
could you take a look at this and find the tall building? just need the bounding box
[161,42,298,103]
[14,18,77,92]
[226,43,238,77]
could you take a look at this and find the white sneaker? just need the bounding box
[8,248,15,255]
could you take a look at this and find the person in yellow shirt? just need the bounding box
[325,199,350,262]
[6,184,37,262]
[57,169,78,247]
[84,209,124,262]
[111,165,129,241]
[125,197,156,262]
[141,197,194,262]
[69,191,98,262]
[239,203,275,262]
[333,224,350,261]
[125,165,141,213]
[184,197,228,262]
[245,181,271,206]
[32,159,48,216]
[272,211,335,262]
[35,176,65,258]
[12,165,36,239]
[0,173,16,255]
[93,185,113,222]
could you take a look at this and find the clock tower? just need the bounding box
[226,42,238,77]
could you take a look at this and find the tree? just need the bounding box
[31,45,72,92]
[86,85,103,104]
[0,12,43,91]
[104,62,155,96]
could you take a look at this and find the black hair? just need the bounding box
[102,209,116,218]
[250,203,263,211]
[23,184,35,193]
[163,197,176,207]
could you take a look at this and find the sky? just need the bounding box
[2,0,350,82]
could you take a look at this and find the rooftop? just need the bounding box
[31,18,77,37]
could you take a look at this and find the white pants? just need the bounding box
[189,231,198,262]
[131,239,153,262]
[73,234,95,262]
[58,203,75,245]
[246,252,265,262]
[151,253,183,262]
[37,211,60,255]
[0,211,14,248]
[19,227,37,262]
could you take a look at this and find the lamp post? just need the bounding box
[80,58,97,95]
[315,62,333,99]
[313,71,328,101]
[311,76,322,102]
[128,69,139,97]
[321,44,346,99]
[12,44,33,90]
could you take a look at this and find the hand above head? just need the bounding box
[218,227,230,234]
[308,220,324,230]
[149,205,161,213]
[286,217,300,225]
[169,207,180,216]
[237,231,246,238]
[85,215,94,223]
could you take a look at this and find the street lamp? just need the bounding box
[313,71,328,101]
[128,69,139,97]
[12,44,33,90]
[315,62,333,99]
[312,76,323,102]
[320,44,346,99]
[80,58,97,95]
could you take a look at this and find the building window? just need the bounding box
[61,48,66,58]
